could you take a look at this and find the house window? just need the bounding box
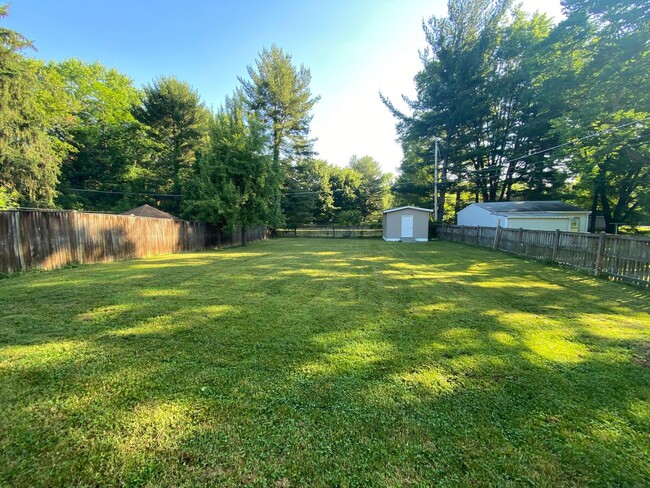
[570,217,579,232]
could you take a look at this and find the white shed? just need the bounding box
[383,206,433,242]
[457,201,591,232]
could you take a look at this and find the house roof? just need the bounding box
[120,204,179,220]
[383,206,434,214]
[472,201,588,214]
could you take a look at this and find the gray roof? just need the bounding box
[121,204,179,220]
[474,201,588,214]
[383,206,434,214]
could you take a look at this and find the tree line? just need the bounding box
[0,5,391,230]
[384,0,649,232]
[2,1,648,233]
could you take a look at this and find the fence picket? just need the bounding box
[276,227,382,238]
[0,210,269,273]
[439,224,649,287]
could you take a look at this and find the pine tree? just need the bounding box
[544,0,650,231]
[239,46,319,226]
[239,45,320,169]
[132,76,210,213]
[0,5,67,206]
[183,95,276,238]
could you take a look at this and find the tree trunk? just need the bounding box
[599,184,614,234]
[273,128,282,168]
[454,188,463,216]
[589,188,598,233]
[439,136,450,222]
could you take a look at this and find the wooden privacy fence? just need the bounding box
[276,226,382,238]
[439,224,650,286]
[0,210,270,274]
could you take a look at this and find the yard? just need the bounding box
[1,239,649,486]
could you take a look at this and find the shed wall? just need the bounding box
[383,209,431,240]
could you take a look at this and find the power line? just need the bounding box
[410,80,650,161]
[461,134,650,184]
[392,136,650,190]
[409,117,650,185]
[68,188,183,198]
[464,116,650,175]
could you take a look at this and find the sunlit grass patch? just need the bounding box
[0,340,89,369]
[396,366,457,393]
[0,238,648,486]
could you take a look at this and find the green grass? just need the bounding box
[619,225,650,236]
[1,239,649,486]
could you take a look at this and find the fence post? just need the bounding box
[552,229,560,262]
[73,211,85,264]
[493,224,501,250]
[460,225,465,244]
[12,211,26,271]
[332,226,336,238]
[518,227,524,255]
[594,231,606,276]
[476,226,481,246]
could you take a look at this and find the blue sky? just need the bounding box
[6,0,563,174]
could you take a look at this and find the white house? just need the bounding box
[383,206,434,242]
[457,201,591,232]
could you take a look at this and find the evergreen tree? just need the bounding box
[239,45,320,169]
[239,46,319,226]
[348,155,392,222]
[0,5,68,206]
[383,1,561,221]
[543,0,650,231]
[132,76,210,213]
[184,95,275,238]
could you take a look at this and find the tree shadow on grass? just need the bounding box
[0,239,648,486]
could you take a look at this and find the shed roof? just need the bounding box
[120,204,179,220]
[383,206,434,214]
[472,201,588,214]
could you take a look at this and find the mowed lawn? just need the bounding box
[1,239,649,487]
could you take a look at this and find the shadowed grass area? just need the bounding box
[1,239,649,486]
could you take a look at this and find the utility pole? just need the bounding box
[433,137,442,222]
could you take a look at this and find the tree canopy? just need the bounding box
[383,0,649,229]
[238,45,320,169]
[1,1,647,231]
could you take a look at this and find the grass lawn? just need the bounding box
[1,239,649,486]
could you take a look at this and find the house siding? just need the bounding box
[457,203,590,232]
[507,214,589,232]
[507,217,570,232]
[457,205,503,227]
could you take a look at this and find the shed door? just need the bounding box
[401,215,414,238]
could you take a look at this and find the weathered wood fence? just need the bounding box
[0,210,269,274]
[276,226,382,238]
[439,225,650,286]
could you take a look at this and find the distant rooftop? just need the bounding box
[473,201,588,213]
[120,204,179,220]
[383,206,434,214]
